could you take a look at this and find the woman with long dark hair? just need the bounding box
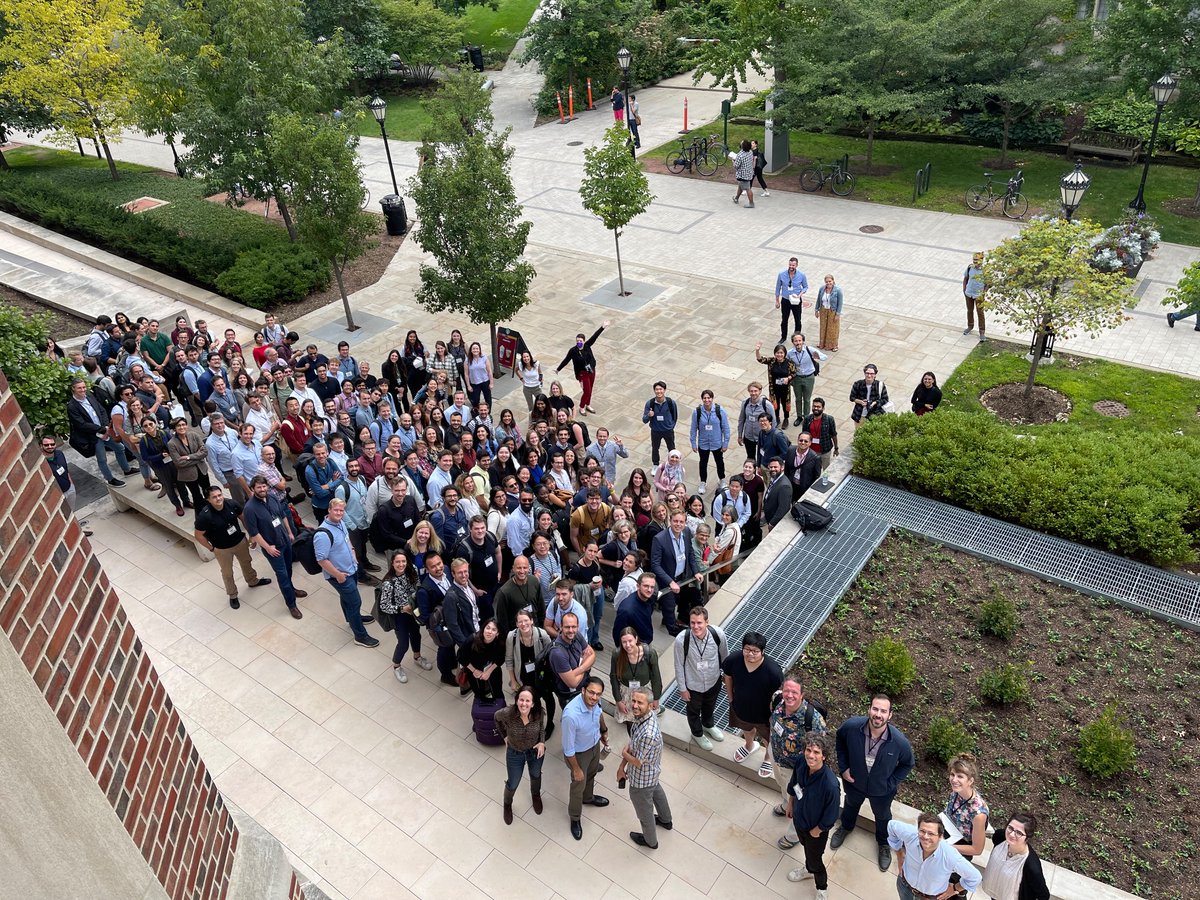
[493,685,546,823]
[378,550,433,682]
[459,619,506,700]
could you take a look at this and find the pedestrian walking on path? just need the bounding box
[611,86,625,122]
[751,140,769,196]
[733,140,756,208]
[963,252,987,343]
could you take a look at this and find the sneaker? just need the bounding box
[719,479,727,489]
[762,190,770,196]
[732,196,739,204]
[747,202,755,208]
[703,726,725,742]
[816,890,829,900]
[1168,313,1176,328]
[963,327,973,335]
[415,656,434,670]
[694,733,713,751]
[361,614,375,624]
[698,483,706,495]
[793,417,803,426]
[979,334,988,343]
[355,634,380,648]
[829,823,848,849]
[787,868,812,883]
[394,667,408,683]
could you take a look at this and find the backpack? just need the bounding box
[425,604,455,648]
[694,403,724,432]
[293,526,332,576]
[772,691,829,732]
[682,626,723,659]
[804,347,820,377]
[790,499,833,533]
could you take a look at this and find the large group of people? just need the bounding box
[46,254,1046,898]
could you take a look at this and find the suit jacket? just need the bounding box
[650,526,696,590]
[762,474,792,529]
[67,394,110,456]
[416,573,449,624]
[785,446,822,500]
[834,716,915,797]
[442,582,478,645]
[168,428,209,483]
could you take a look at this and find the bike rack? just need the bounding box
[913,162,932,201]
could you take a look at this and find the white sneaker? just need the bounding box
[719,479,727,489]
[394,668,408,684]
[651,465,659,477]
[703,726,725,742]
[763,190,770,196]
[695,733,714,751]
[698,483,707,495]
[815,890,828,900]
[786,869,812,883]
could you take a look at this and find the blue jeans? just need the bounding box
[895,875,916,900]
[259,541,298,608]
[94,436,131,481]
[505,745,545,791]
[329,575,369,639]
[587,588,605,646]
[1172,304,1200,324]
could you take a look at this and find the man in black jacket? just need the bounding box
[803,399,839,471]
[443,557,481,695]
[785,433,822,501]
[66,378,134,486]
[760,457,792,534]
[416,552,456,685]
[370,478,420,554]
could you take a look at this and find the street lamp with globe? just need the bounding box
[616,47,635,160]
[1060,162,1091,222]
[368,96,400,196]
[1129,73,1180,213]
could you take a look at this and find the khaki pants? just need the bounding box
[214,537,261,599]
[818,308,841,349]
[774,761,799,840]
[565,742,601,819]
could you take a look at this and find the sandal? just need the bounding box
[777,834,799,850]
[772,803,787,817]
[758,760,775,778]
[733,745,751,763]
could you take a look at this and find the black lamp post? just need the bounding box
[368,95,400,196]
[1059,162,1091,222]
[616,46,635,160]
[1129,73,1180,213]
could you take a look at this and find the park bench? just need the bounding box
[107,481,214,562]
[1067,129,1143,164]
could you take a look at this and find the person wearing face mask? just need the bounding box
[556,320,610,415]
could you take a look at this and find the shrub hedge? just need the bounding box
[852,411,1200,566]
[216,246,329,309]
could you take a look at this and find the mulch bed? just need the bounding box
[1163,197,1200,220]
[980,382,1071,425]
[1,284,94,340]
[794,531,1199,898]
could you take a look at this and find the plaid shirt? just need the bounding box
[626,710,664,789]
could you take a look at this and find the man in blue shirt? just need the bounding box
[560,675,610,841]
[774,256,808,345]
[689,390,730,495]
[205,415,241,504]
[243,476,307,618]
[641,381,678,471]
[306,442,344,523]
[231,423,263,504]
[314,499,379,648]
[888,814,980,899]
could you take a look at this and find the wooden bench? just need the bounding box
[1067,129,1143,164]
[107,481,214,562]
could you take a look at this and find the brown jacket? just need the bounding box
[168,428,209,482]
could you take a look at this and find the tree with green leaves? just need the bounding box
[0,0,157,180]
[981,218,1131,398]
[579,124,654,296]
[775,0,965,167]
[379,0,463,86]
[147,0,351,241]
[1164,259,1200,325]
[688,0,815,97]
[302,0,389,84]
[0,306,71,438]
[409,71,534,360]
[521,0,630,96]
[1096,0,1200,120]
[958,0,1092,168]
[267,113,378,330]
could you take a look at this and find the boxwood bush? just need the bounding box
[853,411,1200,566]
[217,246,330,309]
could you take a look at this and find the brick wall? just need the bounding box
[0,371,239,900]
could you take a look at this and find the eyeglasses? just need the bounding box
[1005,825,1027,838]
[742,647,763,655]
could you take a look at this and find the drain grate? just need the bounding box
[660,507,889,723]
[831,476,1200,629]
[859,225,884,233]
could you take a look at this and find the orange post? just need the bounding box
[568,84,575,120]
[587,78,594,110]
[679,97,690,134]
[557,91,565,124]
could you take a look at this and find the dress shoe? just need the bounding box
[293,589,308,599]
[655,815,672,830]
[630,832,657,849]
[363,560,381,572]
[251,578,272,588]
[829,823,848,849]
[229,597,241,609]
[585,795,609,807]
[175,508,185,517]
[570,819,583,841]
[878,845,892,872]
[107,478,126,487]
[121,469,136,476]
[289,607,303,619]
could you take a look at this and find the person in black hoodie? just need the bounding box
[784,736,840,896]
[911,371,943,415]
[556,320,610,415]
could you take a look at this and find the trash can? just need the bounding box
[469,45,484,72]
[379,193,407,236]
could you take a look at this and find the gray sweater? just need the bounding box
[672,624,728,693]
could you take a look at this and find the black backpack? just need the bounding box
[804,347,820,377]
[425,604,455,648]
[773,691,828,731]
[293,526,332,576]
[682,627,723,659]
[790,499,833,533]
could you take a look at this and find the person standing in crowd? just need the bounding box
[755,411,790,475]
[689,390,730,495]
[378,549,431,683]
[610,626,662,725]
[505,608,556,734]
[517,351,543,411]
[803,398,839,472]
[243,475,306,618]
[306,442,344,523]
[911,372,943,415]
[67,378,134,486]
[494,555,544,637]
[139,418,183,515]
[561,675,610,841]
[193,484,271,610]
[944,753,990,866]
[205,415,242,504]
[548,611,594,712]
[815,274,843,352]
[612,570,657,645]
[774,257,807,345]
[784,736,841,900]
[750,138,769,196]
[787,333,823,424]
[849,363,890,428]
[737,382,774,463]
[888,812,981,899]
[755,341,797,426]
[417,552,458,686]
[642,381,678,471]
[168,417,210,510]
[831,694,915,872]
[673,606,728,751]
[760,457,792,534]
[618,686,672,849]
[722,631,783,777]
[982,813,1051,900]
[465,341,494,409]
[458,619,506,700]
[732,140,756,208]
[963,251,987,343]
[786,433,821,501]
[314,499,380,647]
[585,427,627,486]
[739,458,766,549]
[41,435,91,536]
[556,321,609,415]
[769,679,828,841]
[651,511,701,637]
[495,686,546,825]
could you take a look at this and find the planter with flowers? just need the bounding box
[1089,212,1162,280]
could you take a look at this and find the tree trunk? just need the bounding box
[0,147,8,171]
[999,103,1013,168]
[92,139,102,160]
[76,138,86,157]
[272,188,299,242]
[614,230,625,295]
[332,261,357,330]
[1192,177,1200,211]
[865,119,876,168]
[489,321,499,376]
[97,130,119,181]
[1024,309,1053,398]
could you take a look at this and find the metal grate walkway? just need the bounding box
[661,507,890,720]
[831,476,1200,630]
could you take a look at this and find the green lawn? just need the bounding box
[645,122,1200,246]
[352,90,433,142]
[941,341,1200,436]
[461,0,538,58]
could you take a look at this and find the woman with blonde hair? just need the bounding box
[944,752,990,864]
[814,273,843,352]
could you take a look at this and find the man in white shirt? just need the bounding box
[888,814,980,899]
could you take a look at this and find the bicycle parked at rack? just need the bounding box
[965,171,1028,219]
[799,157,855,196]
[666,135,721,176]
